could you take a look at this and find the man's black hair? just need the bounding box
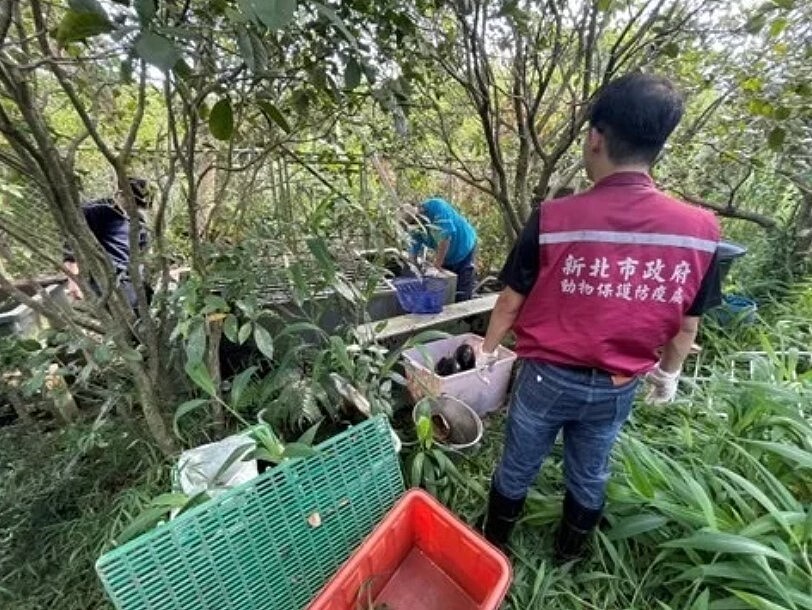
[126,177,151,209]
[588,73,685,165]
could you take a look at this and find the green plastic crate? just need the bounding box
[96,416,404,610]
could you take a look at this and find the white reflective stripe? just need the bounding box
[538,230,717,253]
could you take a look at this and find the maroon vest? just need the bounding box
[513,172,720,377]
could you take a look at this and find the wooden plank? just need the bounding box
[356,293,498,342]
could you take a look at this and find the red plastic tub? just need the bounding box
[307,488,512,610]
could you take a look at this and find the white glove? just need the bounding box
[475,344,499,369]
[645,363,680,405]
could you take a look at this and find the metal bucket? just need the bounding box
[412,394,484,452]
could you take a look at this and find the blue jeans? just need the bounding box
[493,360,639,510]
[444,248,476,302]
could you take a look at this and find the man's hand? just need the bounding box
[645,363,680,405]
[433,238,450,269]
[64,261,82,300]
[475,343,499,369]
[66,280,83,300]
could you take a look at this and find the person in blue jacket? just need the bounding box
[409,197,478,302]
[63,177,152,312]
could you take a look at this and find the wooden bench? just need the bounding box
[355,293,499,342]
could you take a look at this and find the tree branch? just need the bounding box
[672,190,778,229]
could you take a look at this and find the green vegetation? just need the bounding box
[0,0,810,609]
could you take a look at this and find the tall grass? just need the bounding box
[0,420,168,610]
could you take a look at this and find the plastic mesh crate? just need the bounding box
[96,416,404,610]
[393,277,447,314]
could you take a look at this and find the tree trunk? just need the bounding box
[207,315,225,436]
[2,376,34,425]
[793,191,812,265]
[130,363,176,456]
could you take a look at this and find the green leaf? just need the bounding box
[344,57,362,90]
[275,321,326,341]
[56,10,114,45]
[297,421,322,446]
[306,237,336,281]
[769,17,788,37]
[120,57,133,84]
[135,0,156,24]
[210,443,255,485]
[238,322,252,345]
[151,493,192,508]
[176,491,210,515]
[251,0,297,31]
[416,415,433,447]
[173,58,192,80]
[662,41,680,58]
[767,127,786,150]
[684,475,718,529]
[708,596,753,610]
[135,32,181,71]
[606,513,669,540]
[661,531,790,563]
[235,26,255,71]
[281,442,317,459]
[233,28,267,75]
[209,98,234,141]
[673,561,759,584]
[329,336,353,375]
[253,325,274,360]
[224,314,239,343]
[203,295,229,313]
[411,451,425,486]
[745,14,767,35]
[746,439,812,468]
[121,346,143,362]
[69,0,107,16]
[93,344,112,365]
[230,366,257,408]
[258,100,291,133]
[729,589,792,610]
[691,589,711,610]
[771,0,794,8]
[312,2,357,47]
[249,31,268,72]
[114,506,168,545]
[184,361,217,397]
[804,505,812,542]
[173,398,209,436]
[596,0,613,11]
[185,320,206,366]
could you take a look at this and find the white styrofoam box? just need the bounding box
[402,333,517,416]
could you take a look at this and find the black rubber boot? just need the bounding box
[553,490,603,564]
[482,485,526,551]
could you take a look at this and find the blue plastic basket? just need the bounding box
[710,294,758,326]
[392,277,447,314]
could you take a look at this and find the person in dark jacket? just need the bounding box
[64,177,152,311]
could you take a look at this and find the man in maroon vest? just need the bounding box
[478,73,722,560]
